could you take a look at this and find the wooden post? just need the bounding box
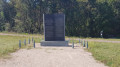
[72,41,74,49]
[33,40,35,48]
[87,41,88,48]
[28,38,30,44]
[24,39,26,46]
[32,37,34,43]
[79,38,80,44]
[83,40,85,47]
[19,40,21,48]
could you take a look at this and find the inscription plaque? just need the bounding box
[43,14,65,41]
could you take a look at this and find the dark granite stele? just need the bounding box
[41,13,68,46]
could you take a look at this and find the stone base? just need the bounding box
[41,41,68,46]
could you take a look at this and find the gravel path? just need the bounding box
[0,43,108,67]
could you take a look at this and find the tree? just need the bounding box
[2,0,16,31]
[0,0,120,38]
[0,0,5,31]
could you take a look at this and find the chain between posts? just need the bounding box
[19,38,36,48]
[78,39,89,49]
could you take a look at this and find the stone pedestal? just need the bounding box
[41,41,68,46]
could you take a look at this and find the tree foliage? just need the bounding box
[0,0,120,38]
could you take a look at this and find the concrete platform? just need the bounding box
[41,41,68,46]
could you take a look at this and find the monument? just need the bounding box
[41,13,68,46]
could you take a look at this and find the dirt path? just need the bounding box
[0,33,27,37]
[0,43,108,67]
[85,39,120,43]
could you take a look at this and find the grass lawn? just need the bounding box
[86,38,120,41]
[0,35,41,58]
[1,32,120,41]
[88,41,120,67]
[0,31,43,38]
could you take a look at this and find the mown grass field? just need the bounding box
[88,42,120,67]
[0,35,41,58]
[66,36,120,41]
[1,32,120,41]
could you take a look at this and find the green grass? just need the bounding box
[87,42,120,67]
[0,35,42,58]
[0,31,43,38]
[86,38,120,41]
[1,32,120,41]
[66,36,120,42]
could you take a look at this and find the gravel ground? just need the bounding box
[0,43,108,67]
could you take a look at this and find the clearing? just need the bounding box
[0,43,108,67]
